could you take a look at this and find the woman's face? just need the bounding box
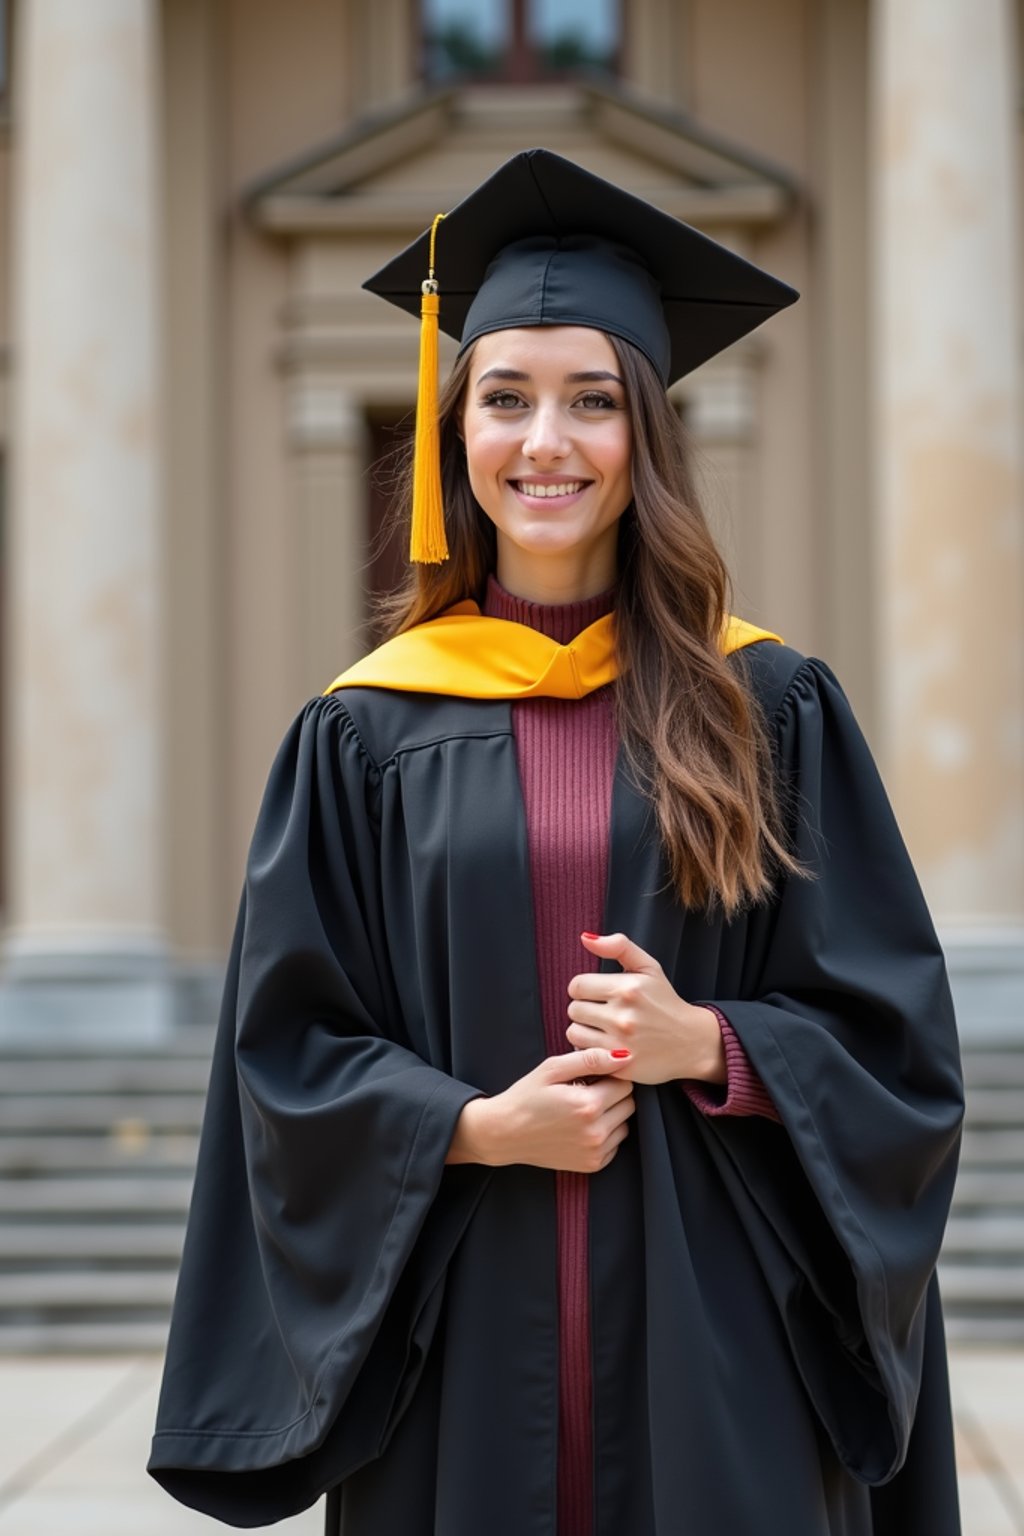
[461,326,633,595]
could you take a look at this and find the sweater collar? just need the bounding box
[482,572,616,646]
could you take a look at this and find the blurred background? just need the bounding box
[0,0,1021,1530]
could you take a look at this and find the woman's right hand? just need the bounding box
[446,1049,636,1173]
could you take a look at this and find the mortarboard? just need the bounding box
[363,148,799,564]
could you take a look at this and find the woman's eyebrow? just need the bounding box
[565,370,624,385]
[475,367,624,385]
[476,368,530,384]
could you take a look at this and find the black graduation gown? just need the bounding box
[148,639,965,1535]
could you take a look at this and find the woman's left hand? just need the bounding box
[566,932,726,1087]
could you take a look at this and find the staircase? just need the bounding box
[0,1036,210,1352]
[0,1035,1021,1351]
[940,1045,1024,1342]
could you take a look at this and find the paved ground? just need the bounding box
[0,1348,1021,1533]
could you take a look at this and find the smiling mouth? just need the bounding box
[508,479,591,499]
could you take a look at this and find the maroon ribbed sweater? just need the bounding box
[482,574,778,1536]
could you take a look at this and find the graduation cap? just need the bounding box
[363,148,799,564]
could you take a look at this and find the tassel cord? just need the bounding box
[410,213,448,564]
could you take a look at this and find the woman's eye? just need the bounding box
[479,390,525,409]
[477,389,619,410]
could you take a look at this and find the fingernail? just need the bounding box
[610,1049,631,1059]
[581,931,600,940]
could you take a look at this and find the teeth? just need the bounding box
[516,481,584,498]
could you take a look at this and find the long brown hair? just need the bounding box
[371,335,802,917]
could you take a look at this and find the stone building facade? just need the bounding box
[0,0,1020,1043]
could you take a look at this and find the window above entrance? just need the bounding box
[421,0,620,84]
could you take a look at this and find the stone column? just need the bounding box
[286,378,369,691]
[871,0,1024,1035]
[2,0,169,1040]
[679,341,761,620]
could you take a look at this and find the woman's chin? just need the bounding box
[500,520,597,559]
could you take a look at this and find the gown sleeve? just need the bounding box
[147,696,489,1528]
[693,656,964,1486]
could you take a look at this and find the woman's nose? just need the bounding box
[522,402,571,462]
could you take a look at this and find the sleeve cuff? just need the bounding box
[681,1005,781,1122]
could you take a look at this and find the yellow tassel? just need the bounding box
[410,213,448,564]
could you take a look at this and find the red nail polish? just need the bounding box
[610,1049,631,1059]
[581,931,600,940]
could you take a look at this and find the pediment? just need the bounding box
[246,79,798,240]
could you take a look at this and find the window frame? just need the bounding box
[419,0,622,87]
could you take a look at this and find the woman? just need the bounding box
[149,150,964,1535]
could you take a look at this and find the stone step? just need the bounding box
[0,1224,1012,1279]
[938,1264,1024,1304]
[0,1134,199,1175]
[0,1040,1015,1352]
[961,1052,1024,1088]
[949,1169,1024,1209]
[0,1223,185,1262]
[944,1313,1024,1344]
[0,1096,205,1133]
[942,1214,1024,1254]
[0,1057,211,1094]
[961,1088,1024,1125]
[0,1031,215,1059]
[0,1178,192,1216]
[0,1269,179,1309]
[960,1129,1024,1166]
[0,1319,171,1353]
